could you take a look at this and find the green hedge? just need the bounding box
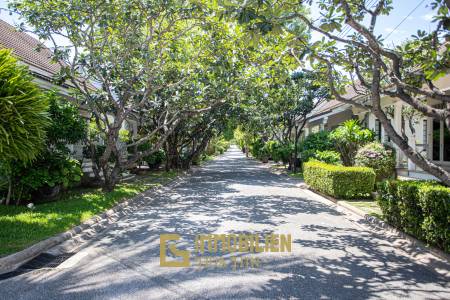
[304,161,375,199]
[377,180,449,252]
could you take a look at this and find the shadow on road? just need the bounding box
[1,146,448,300]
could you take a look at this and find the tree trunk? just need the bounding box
[102,163,120,192]
[183,134,211,169]
[165,133,180,170]
[374,107,450,186]
[370,62,450,186]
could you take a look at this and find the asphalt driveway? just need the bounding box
[0,146,448,299]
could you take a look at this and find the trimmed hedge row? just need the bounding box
[377,180,450,252]
[304,161,376,199]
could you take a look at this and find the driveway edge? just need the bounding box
[0,167,201,275]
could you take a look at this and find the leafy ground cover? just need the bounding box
[0,171,177,256]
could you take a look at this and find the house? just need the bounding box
[0,18,138,178]
[303,75,450,181]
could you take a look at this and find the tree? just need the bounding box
[219,0,450,186]
[235,67,327,170]
[278,71,329,171]
[0,49,50,205]
[11,0,234,190]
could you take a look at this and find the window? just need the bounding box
[384,127,391,143]
[432,120,450,161]
[423,120,428,146]
[433,120,440,161]
[444,125,450,161]
[375,119,381,141]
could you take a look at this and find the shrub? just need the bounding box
[396,181,424,238]
[206,137,231,156]
[234,127,252,151]
[355,142,395,182]
[258,143,270,161]
[277,143,293,164]
[304,161,375,199]
[418,184,450,252]
[46,91,87,150]
[273,142,293,164]
[259,140,293,164]
[215,138,231,154]
[249,138,265,159]
[377,180,428,235]
[3,94,87,203]
[264,140,279,161]
[377,180,449,252]
[9,152,82,202]
[136,143,165,169]
[313,150,341,165]
[299,131,334,162]
[376,180,402,227]
[144,149,165,169]
[330,120,374,166]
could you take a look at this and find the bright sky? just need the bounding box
[309,0,437,46]
[0,0,438,47]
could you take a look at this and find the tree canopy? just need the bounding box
[8,0,450,186]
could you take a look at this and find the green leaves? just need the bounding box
[304,160,375,199]
[46,91,87,150]
[0,49,50,165]
[330,120,374,166]
[7,151,83,201]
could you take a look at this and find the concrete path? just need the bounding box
[0,146,449,299]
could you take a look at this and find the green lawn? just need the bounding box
[342,200,382,218]
[0,171,177,257]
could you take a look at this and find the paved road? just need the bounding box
[1,146,449,299]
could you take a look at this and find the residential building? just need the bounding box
[303,75,450,181]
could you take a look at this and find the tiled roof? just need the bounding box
[308,84,367,117]
[0,19,61,77]
[311,99,343,115]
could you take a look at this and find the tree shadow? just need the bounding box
[0,147,448,299]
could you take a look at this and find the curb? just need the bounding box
[0,168,198,275]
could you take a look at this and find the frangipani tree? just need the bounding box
[10,0,236,190]
[219,0,450,186]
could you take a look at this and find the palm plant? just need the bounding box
[0,49,50,204]
[330,120,374,166]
